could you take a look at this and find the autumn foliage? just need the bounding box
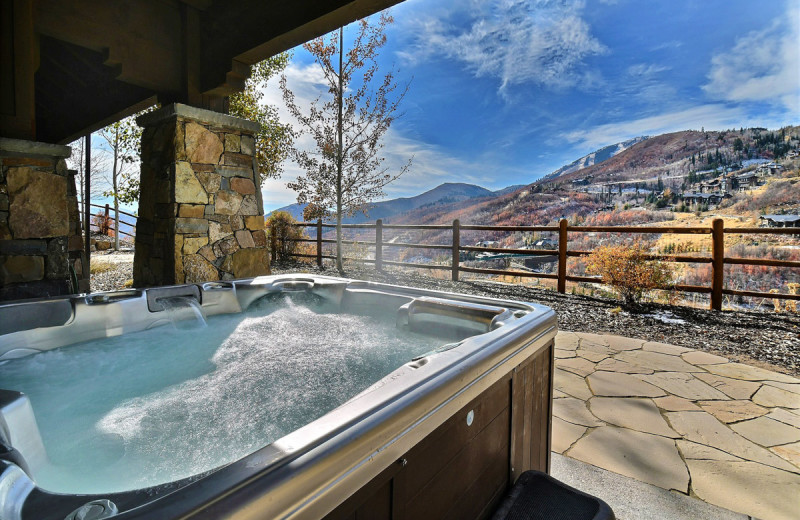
[92,211,115,237]
[586,244,674,306]
[266,211,305,263]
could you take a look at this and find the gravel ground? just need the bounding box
[89,254,800,376]
[90,251,134,292]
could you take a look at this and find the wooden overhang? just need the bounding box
[0,0,403,144]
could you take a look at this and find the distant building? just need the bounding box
[681,192,725,206]
[760,215,800,228]
[532,239,557,250]
[736,171,759,190]
[475,240,500,248]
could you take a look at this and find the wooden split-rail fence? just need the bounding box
[277,218,800,311]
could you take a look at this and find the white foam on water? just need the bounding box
[0,295,443,494]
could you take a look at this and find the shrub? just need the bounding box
[92,211,114,237]
[586,244,674,307]
[266,211,305,263]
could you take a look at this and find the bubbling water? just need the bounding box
[0,295,444,494]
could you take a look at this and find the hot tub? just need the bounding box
[0,274,556,520]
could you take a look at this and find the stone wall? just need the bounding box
[134,104,269,287]
[0,138,75,300]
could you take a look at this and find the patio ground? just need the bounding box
[552,331,800,520]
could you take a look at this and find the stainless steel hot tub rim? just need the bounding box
[0,274,556,520]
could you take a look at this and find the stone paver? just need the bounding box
[700,362,800,383]
[694,372,761,400]
[573,332,609,347]
[552,453,749,520]
[554,368,593,400]
[665,411,798,472]
[589,397,678,438]
[766,408,800,428]
[763,380,800,394]
[587,371,666,397]
[615,350,704,373]
[752,384,800,409]
[553,397,605,427]
[676,440,742,461]
[771,441,800,468]
[681,351,728,365]
[554,349,576,359]
[653,395,700,411]
[604,335,646,351]
[557,356,597,377]
[577,338,613,355]
[554,330,580,350]
[730,416,800,447]
[642,372,729,400]
[567,426,689,492]
[642,341,691,355]
[686,459,800,520]
[595,357,654,374]
[551,416,586,454]
[575,348,607,362]
[698,400,768,423]
[553,331,800,518]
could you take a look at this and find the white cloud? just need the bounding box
[703,5,800,112]
[561,104,793,150]
[402,0,607,93]
[259,59,501,212]
[626,63,670,77]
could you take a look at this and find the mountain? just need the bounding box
[271,182,495,223]
[385,126,799,229]
[534,129,769,187]
[492,184,526,197]
[539,136,649,182]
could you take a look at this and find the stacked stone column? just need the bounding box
[133,104,269,287]
[0,139,78,301]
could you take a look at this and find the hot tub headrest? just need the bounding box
[0,299,73,336]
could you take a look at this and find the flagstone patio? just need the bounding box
[553,331,800,520]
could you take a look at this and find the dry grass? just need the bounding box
[89,260,115,274]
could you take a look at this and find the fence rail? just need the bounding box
[278,218,800,311]
[78,202,137,239]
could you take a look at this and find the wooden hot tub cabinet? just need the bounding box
[324,339,554,520]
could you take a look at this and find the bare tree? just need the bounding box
[66,136,108,233]
[99,114,145,250]
[281,13,411,273]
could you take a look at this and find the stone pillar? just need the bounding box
[134,104,270,287]
[0,138,74,301]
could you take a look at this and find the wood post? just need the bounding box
[375,219,383,271]
[84,134,91,278]
[452,219,460,282]
[316,219,323,268]
[557,219,568,293]
[711,218,724,311]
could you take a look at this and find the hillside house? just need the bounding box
[760,215,800,228]
[737,171,760,190]
[699,179,720,193]
[532,239,557,250]
[681,192,725,206]
[476,240,500,248]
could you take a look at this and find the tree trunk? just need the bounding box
[335,26,344,274]
[113,131,120,251]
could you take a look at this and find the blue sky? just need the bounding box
[260,0,799,212]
